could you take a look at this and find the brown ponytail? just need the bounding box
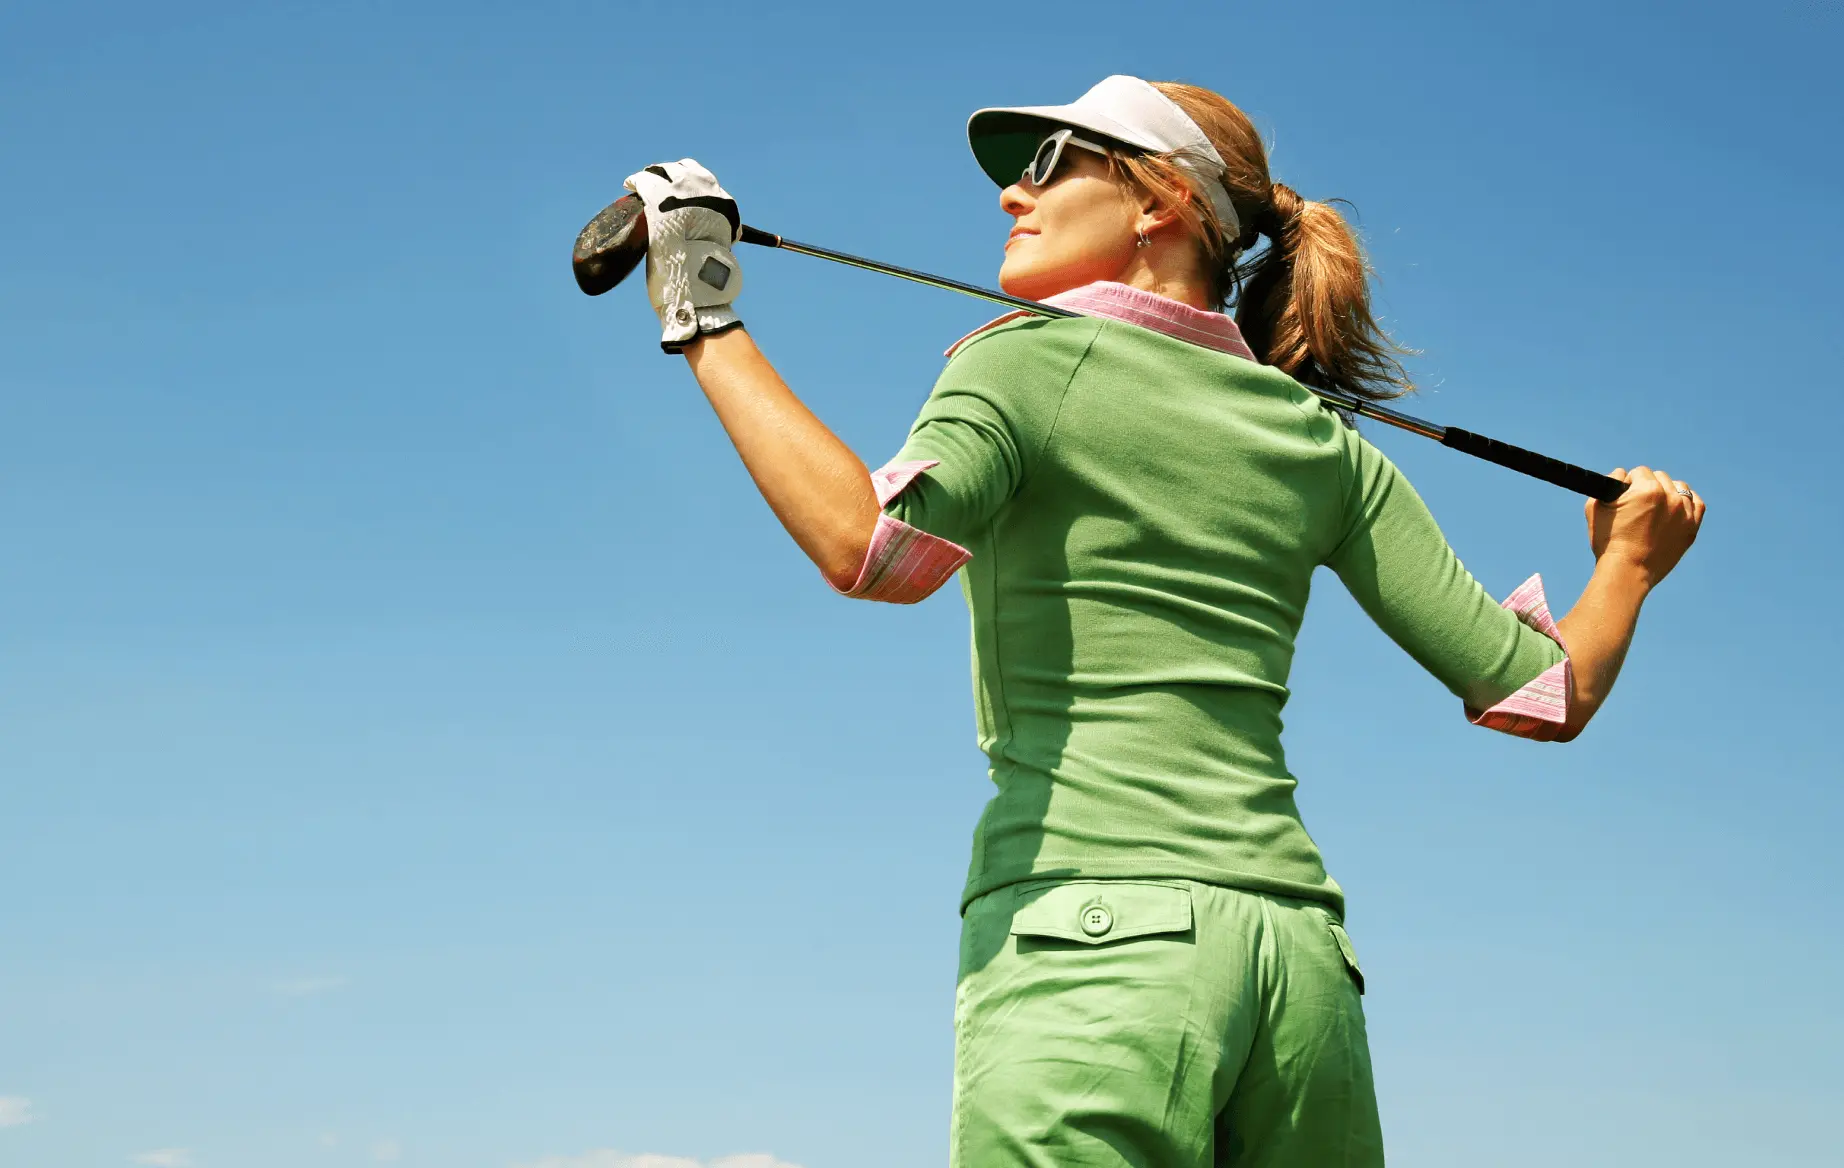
[1109,82,1414,403]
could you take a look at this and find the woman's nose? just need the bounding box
[999,183,1033,216]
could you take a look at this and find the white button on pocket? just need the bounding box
[1080,904,1113,937]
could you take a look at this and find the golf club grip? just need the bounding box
[1441,427,1627,502]
[739,225,781,247]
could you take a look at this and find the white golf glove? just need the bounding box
[623,159,745,353]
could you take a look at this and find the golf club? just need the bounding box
[574,194,1628,502]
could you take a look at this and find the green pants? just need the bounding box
[952,879,1382,1167]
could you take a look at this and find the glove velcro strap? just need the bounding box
[660,308,744,354]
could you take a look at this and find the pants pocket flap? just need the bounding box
[1009,881,1193,945]
[1327,920,1365,995]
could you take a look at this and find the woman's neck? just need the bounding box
[1113,252,1213,311]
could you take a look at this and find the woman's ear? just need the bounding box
[1135,187,1193,237]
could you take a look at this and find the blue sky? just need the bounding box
[2,1,1840,1165]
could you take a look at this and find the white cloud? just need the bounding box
[0,1097,36,1127]
[371,1139,402,1162]
[272,975,350,998]
[513,1154,802,1168]
[131,1151,193,1167]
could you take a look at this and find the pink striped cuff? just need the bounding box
[1466,574,1573,741]
[831,459,972,604]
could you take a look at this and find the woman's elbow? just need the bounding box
[818,535,873,593]
[822,561,865,593]
[1554,697,1602,742]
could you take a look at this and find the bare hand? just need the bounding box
[1585,467,1705,588]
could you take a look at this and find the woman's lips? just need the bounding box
[1005,230,1038,250]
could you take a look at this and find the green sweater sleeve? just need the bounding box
[882,317,1098,546]
[1326,431,1566,711]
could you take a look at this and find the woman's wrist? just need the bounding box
[1591,552,1658,598]
[679,324,749,362]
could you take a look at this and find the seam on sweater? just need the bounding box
[1326,434,1389,570]
[981,315,1103,801]
[1014,316,1104,496]
[981,488,1013,798]
[1331,428,1360,567]
[1279,375,1354,569]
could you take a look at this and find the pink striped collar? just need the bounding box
[945,280,1257,361]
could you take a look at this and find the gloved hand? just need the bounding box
[623,159,745,353]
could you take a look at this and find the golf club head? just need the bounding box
[572,193,648,296]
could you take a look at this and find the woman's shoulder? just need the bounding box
[944,312,1105,368]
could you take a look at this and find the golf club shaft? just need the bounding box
[737,225,1627,503]
[741,225,1065,319]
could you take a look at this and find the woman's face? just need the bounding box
[997,147,1140,301]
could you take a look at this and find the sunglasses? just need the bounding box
[1023,128,1114,187]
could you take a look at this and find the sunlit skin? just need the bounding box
[671,149,1703,738]
[996,149,1212,310]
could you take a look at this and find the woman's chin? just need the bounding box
[998,259,1073,303]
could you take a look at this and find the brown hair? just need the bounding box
[1105,82,1413,403]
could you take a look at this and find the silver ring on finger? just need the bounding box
[1674,481,1693,496]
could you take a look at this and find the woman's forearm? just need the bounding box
[1553,558,1652,740]
[680,328,881,589]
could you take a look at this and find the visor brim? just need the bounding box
[967,107,1149,189]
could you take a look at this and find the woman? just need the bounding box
[622,75,1702,1168]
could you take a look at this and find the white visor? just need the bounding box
[967,75,1241,241]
